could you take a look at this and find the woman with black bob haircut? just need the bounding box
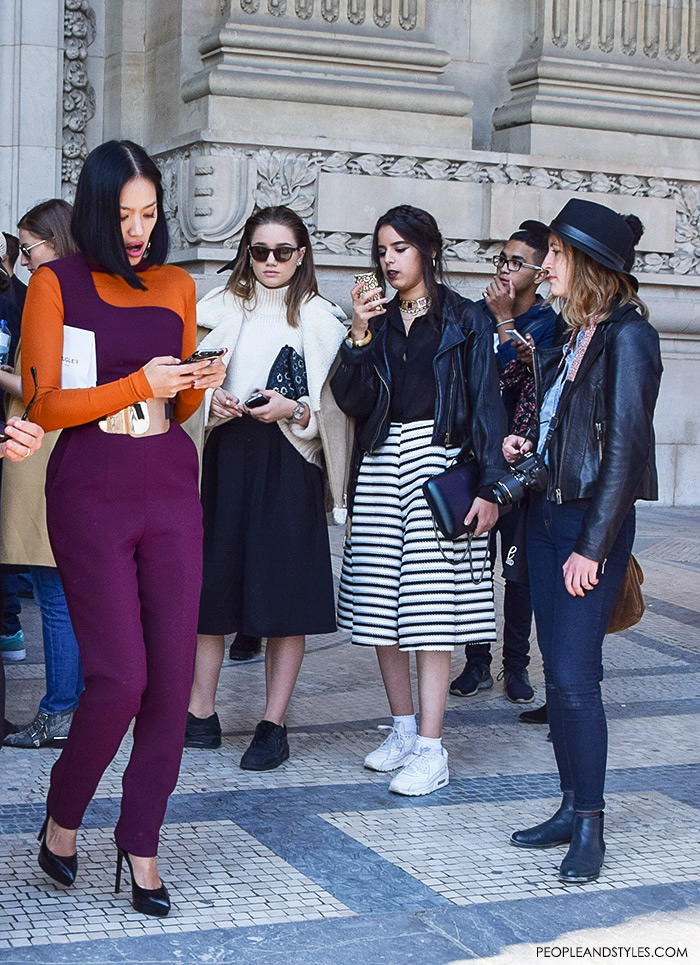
[331,204,506,797]
[21,139,226,916]
[184,205,348,771]
[504,199,662,884]
[70,140,169,290]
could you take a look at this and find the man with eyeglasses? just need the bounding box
[450,221,556,706]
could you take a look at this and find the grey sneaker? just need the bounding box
[3,708,75,748]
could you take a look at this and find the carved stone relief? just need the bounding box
[62,0,96,202]
[156,144,700,278]
[238,0,418,28]
[542,0,700,61]
[159,149,257,247]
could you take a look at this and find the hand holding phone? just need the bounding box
[244,392,269,409]
[508,328,530,347]
[179,349,225,365]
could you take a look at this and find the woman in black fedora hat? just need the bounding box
[502,198,662,883]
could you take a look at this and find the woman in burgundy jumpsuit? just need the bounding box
[21,141,225,916]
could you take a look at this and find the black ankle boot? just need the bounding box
[558,812,605,883]
[37,810,78,886]
[510,795,575,849]
[115,846,171,917]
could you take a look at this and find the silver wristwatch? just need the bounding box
[291,401,307,422]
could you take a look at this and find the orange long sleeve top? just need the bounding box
[21,262,204,432]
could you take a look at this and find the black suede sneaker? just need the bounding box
[240,720,289,771]
[501,665,535,704]
[450,660,493,697]
[184,712,222,749]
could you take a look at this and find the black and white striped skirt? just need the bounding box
[337,421,497,651]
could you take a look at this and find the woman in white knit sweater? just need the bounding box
[185,206,348,769]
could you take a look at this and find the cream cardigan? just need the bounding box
[184,284,352,522]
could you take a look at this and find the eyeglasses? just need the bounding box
[19,240,47,259]
[492,254,543,272]
[22,367,39,421]
[248,245,301,263]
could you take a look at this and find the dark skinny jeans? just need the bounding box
[527,492,635,813]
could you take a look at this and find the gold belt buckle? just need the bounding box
[128,402,151,436]
[98,403,151,436]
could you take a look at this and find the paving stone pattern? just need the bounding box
[1,506,699,963]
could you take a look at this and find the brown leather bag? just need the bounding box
[607,554,645,634]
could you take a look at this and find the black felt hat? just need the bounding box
[521,199,637,276]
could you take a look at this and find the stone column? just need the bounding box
[181,0,472,149]
[492,0,700,168]
[0,0,64,230]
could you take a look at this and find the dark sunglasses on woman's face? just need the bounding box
[19,239,47,259]
[248,245,301,263]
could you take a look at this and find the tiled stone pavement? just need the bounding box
[1,506,699,963]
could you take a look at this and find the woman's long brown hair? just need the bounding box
[224,206,318,327]
[557,238,649,330]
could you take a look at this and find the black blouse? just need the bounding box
[385,298,441,424]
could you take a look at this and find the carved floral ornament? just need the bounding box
[157,147,700,277]
[239,0,418,29]
[62,0,96,202]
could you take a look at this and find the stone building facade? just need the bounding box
[1,0,698,503]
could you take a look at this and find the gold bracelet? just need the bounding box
[345,330,373,348]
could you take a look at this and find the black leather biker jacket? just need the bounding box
[533,303,662,562]
[331,287,507,508]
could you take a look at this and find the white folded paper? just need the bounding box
[61,326,97,389]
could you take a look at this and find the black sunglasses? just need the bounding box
[248,245,301,263]
[0,367,38,444]
[22,366,39,421]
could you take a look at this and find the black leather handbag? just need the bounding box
[422,456,480,541]
[266,345,308,399]
[422,456,491,578]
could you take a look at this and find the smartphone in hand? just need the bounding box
[179,349,225,365]
[244,392,268,409]
[354,272,380,295]
[507,328,530,347]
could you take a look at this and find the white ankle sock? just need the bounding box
[393,714,417,734]
[414,735,443,754]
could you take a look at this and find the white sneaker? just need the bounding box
[388,747,449,796]
[364,727,417,772]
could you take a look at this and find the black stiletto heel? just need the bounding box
[115,846,170,917]
[37,810,78,886]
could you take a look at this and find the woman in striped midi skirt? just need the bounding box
[331,205,507,796]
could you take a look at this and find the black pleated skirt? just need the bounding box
[198,417,336,637]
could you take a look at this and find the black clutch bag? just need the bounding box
[266,345,308,400]
[422,456,480,541]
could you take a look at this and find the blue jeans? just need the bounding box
[527,493,635,813]
[30,566,84,716]
[1,573,22,635]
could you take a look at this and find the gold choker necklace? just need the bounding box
[399,296,431,316]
